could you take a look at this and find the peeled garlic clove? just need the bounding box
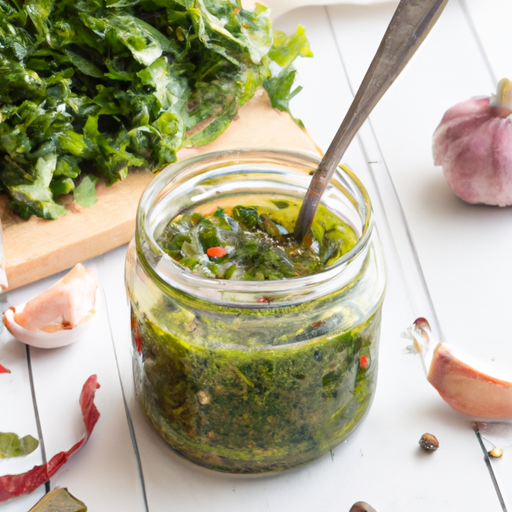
[3,263,100,349]
[433,78,512,206]
[427,342,512,418]
[405,318,512,418]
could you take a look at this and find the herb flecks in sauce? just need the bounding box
[132,303,380,473]
[157,200,358,280]
[130,195,382,473]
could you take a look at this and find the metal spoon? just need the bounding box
[293,0,449,242]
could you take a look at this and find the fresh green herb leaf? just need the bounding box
[268,26,313,69]
[73,175,98,208]
[222,263,237,279]
[0,0,311,219]
[50,175,74,196]
[157,200,357,280]
[271,199,289,209]
[232,206,259,230]
[7,154,68,220]
[0,432,38,459]
[263,25,312,122]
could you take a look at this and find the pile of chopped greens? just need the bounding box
[157,202,358,280]
[0,0,311,219]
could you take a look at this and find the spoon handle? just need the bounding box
[293,0,449,242]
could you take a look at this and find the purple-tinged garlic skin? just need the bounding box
[433,94,512,206]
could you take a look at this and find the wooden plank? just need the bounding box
[330,0,512,361]
[2,89,318,290]
[0,324,46,511]
[328,1,511,508]
[26,258,148,511]
[116,9,416,512]
[464,0,512,83]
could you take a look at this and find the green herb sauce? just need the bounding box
[132,300,380,472]
[130,198,382,472]
[156,199,358,280]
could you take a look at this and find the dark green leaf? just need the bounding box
[222,264,237,279]
[233,206,258,230]
[50,175,74,195]
[64,49,104,78]
[0,0,310,220]
[7,154,68,219]
[25,0,54,41]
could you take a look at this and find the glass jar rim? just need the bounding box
[136,148,374,301]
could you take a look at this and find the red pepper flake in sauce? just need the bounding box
[131,316,143,353]
[258,296,275,304]
[156,203,358,281]
[359,355,369,369]
[207,247,228,258]
[134,328,143,354]
[0,375,101,503]
[0,363,10,374]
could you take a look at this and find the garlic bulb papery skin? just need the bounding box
[3,263,100,349]
[433,78,512,206]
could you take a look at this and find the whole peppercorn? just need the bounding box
[488,447,503,458]
[419,433,439,452]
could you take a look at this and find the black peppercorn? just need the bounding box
[419,433,439,452]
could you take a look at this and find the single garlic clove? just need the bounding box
[3,263,100,349]
[427,342,512,418]
[433,79,512,207]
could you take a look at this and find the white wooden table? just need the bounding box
[2,1,512,510]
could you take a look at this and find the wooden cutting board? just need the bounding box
[2,89,320,290]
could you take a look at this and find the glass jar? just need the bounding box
[125,149,386,473]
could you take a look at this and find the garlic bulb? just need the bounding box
[3,263,100,349]
[433,78,512,206]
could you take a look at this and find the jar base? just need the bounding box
[135,374,375,474]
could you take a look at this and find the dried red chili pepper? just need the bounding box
[0,375,100,503]
[359,355,369,369]
[0,363,10,374]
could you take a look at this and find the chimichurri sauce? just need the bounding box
[130,197,382,473]
[133,306,381,472]
[156,199,358,280]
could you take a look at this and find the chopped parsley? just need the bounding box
[0,0,312,219]
[157,200,358,280]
